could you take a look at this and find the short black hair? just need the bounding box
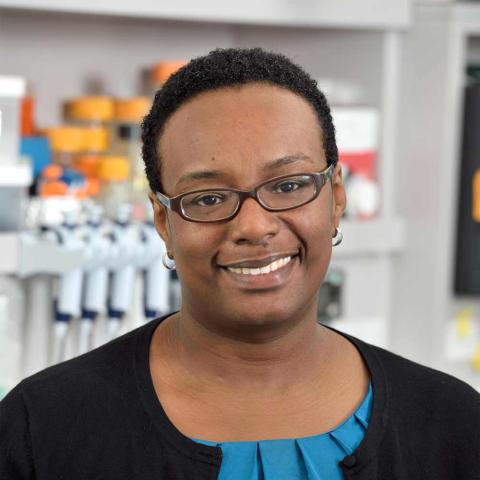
[142,47,337,193]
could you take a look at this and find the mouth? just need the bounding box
[218,252,300,290]
[223,255,294,276]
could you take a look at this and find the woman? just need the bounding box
[1,48,479,480]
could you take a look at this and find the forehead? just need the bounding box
[159,83,325,191]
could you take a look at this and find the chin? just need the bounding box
[220,301,309,337]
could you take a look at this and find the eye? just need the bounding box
[193,193,225,207]
[273,180,306,193]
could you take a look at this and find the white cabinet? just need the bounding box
[393,3,480,390]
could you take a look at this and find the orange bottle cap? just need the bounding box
[39,180,69,197]
[41,164,64,180]
[114,97,151,123]
[74,187,90,200]
[97,156,130,182]
[45,126,85,153]
[67,96,115,122]
[85,178,101,197]
[83,127,110,152]
[73,155,101,178]
[151,61,186,86]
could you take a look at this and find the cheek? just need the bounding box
[301,215,332,264]
[168,217,223,273]
[288,200,333,282]
[291,193,333,247]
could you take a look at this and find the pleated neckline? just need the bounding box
[190,383,373,480]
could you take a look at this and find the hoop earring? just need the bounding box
[162,252,176,270]
[332,227,343,247]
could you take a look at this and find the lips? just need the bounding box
[227,256,292,275]
[219,252,299,290]
[218,252,299,270]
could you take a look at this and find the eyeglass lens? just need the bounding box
[180,174,317,221]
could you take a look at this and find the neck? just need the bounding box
[163,305,333,393]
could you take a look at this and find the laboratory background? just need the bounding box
[1,0,480,399]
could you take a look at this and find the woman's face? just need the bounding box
[150,83,345,336]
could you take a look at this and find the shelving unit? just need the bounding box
[0,2,413,381]
[0,1,410,29]
[393,2,480,391]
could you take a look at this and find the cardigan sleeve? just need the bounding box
[0,383,36,479]
[452,383,480,477]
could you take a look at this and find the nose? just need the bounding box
[229,197,281,245]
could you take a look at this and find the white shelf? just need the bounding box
[0,0,411,29]
[0,163,31,187]
[335,217,405,257]
[0,233,19,274]
[0,218,404,276]
[0,76,25,97]
[0,232,86,276]
[330,316,388,348]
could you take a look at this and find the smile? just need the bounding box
[226,256,292,276]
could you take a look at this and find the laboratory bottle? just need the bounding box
[73,154,100,179]
[38,164,68,197]
[21,95,35,136]
[96,155,130,219]
[66,95,114,128]
[83,126,110,155]
[112,97,150,220]
[33,164,84,227]
[45,126,85,168]
[75,126,109,192]
[66,96,114,159]
[38,163,98,202]
[150,61,186,96]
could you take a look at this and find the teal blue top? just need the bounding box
[192,383,372,480]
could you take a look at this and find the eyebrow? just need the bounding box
[175,153,314,189]
[262,153,314,171]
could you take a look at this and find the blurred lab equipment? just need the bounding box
[43,209,84,364]
[106,204,140,340]
[138,205,170,322]
[78,205,111,355]
[331,106,381,219]
[455,83,480,295]
[97,155,130,219]
[112,97,151,220]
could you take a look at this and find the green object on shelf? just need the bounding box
[0,386,7,400]
[466,65,480,82]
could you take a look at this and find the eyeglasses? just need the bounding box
[155,164,334,223]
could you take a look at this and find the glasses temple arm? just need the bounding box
[155,192,172,209]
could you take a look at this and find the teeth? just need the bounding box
[227,256,292,275]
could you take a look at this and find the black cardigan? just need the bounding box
[1,315,479,479]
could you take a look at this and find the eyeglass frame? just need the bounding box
[154,163,335,224]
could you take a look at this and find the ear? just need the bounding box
[148,191,174,253]
[331,163,346,234]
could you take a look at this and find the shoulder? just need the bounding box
[1,319,156,417]
[361,341,480,472]
[371,341,479,403]
[329,323,479,422]
[349,335,480,429]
